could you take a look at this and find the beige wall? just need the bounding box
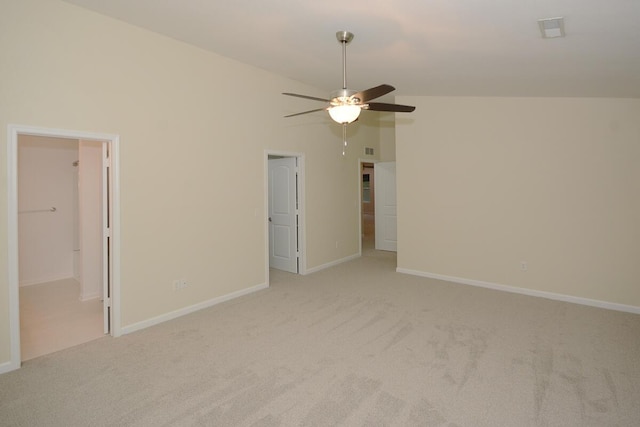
[396,96,640,308]
[17,136,78,286]
[378,112,397,161]
[78,140,103,301]
[0,0,380,365]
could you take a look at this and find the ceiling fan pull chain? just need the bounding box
[342,124,348,156]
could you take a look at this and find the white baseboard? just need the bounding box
[0,359,20,375]
[79,292,101,301]
[120,282,269,335]
[397,268,640,315]
[304,253,360,275]
[19,274,75,287]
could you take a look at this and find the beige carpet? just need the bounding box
[1,248,639,426]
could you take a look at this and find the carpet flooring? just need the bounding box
[1,248,639,426]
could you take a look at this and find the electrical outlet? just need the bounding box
[173,279,188,291]
[521,261,528,272]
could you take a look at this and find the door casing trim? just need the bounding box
[264,150,306,283]
[4,124,121,373]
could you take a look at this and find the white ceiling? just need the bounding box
[62,0,640,98]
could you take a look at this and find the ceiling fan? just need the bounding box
[283,31,416,153]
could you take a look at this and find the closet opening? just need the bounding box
[6,125,121,372]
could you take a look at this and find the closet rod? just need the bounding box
[18,207,57,214]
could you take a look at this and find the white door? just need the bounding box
[375,162,397,252]
[268,157,298,273]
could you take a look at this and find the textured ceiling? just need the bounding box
[62,0,640,98]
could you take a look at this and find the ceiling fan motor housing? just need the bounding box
[336,31,354,44]
[331,89,360,105]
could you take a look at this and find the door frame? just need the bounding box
[6,124,121,372]
[264,150,306,282]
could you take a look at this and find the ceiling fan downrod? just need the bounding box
[336,31,354,90]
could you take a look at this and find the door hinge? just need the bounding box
[104,297,111,307]
[105,227,111,238]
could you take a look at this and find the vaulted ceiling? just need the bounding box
[62,0,640,98]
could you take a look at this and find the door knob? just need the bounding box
[268,217,272,222]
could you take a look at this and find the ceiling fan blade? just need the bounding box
[365,102,416,113]
[282,93,330,102]
[351,84,395,103]
[284,108,326,118]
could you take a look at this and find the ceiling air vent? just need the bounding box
[538,17,565,38]
[365,147,374,155]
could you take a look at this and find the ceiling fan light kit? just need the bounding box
[283,31,416,148]
[328,104,361,124]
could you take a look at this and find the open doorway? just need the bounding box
[265,151,305,280]
[17,135,105,360]
[6,125,120,371]
[359,160,398,254]
[361,162,376,252]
